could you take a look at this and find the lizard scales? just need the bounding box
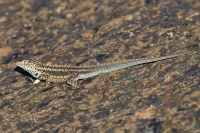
[16,51,193,88]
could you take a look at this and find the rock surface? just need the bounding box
[0,0,199,132]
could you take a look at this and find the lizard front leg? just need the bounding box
[33,79,41,84]
[32,77,52,89]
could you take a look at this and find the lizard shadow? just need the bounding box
[14,66,35,80]
[14,66,54,92]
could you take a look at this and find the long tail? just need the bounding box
[93,51,196,74]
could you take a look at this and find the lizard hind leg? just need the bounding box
[67,79,80,88]
[66,74,83,88]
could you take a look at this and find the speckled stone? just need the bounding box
[0,0,200,132]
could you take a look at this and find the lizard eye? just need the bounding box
[22,60,28,64]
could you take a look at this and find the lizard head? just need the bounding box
[16,59,41,78]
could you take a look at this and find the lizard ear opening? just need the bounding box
[35,72,38,77]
